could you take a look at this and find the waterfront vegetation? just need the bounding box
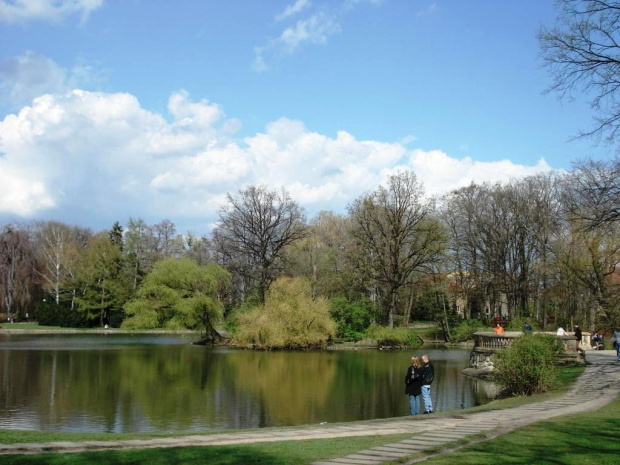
[492,334,565,396]
[1,161,619,351]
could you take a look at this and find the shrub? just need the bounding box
[365,323,421,348]
[328,298,375,341]
[450,319,487,343]
[231,277,336,349]
[35,298,90,327]
[493,334,564,396]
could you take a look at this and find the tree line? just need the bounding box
[0,157,618,337]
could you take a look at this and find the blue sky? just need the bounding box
[0,0,612,234]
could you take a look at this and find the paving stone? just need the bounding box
[332,456,384,464]
[381,443,424,452]
[44,442,84,448]
[370,446,416,456]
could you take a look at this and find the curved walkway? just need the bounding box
[1,351,618,463]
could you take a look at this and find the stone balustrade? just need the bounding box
[468,331,587,371]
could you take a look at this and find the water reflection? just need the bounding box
[0,334,495,433]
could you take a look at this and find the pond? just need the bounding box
[0,333,496,433]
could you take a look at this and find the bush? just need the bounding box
[493,334,564,396]
[450,319,487,343]
[231,277,336,349]
[328,298,375,341]
[365,323,421,348]
[35,298,90,327]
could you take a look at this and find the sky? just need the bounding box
[0,0,614,235]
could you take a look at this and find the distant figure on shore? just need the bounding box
[524,322,533,332]
[493,323,505,335]
[574,325,584,355]
[420,355,434,414]
[404,356,422,415]
[591,332,603,350]
[557,326,566,336]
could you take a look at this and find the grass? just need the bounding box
[414,393,620,465]
[0,433,417,465]
[0,323,67,330]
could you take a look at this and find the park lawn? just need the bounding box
[414,393,620,465]
[0,433,417,465]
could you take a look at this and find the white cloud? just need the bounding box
[253,12,341,71]
[275,0,311,22]
[0,88,555,232]
[0,0,104,24]
[0,51,106,109]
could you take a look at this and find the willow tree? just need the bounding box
[349,171,446,328]
[122,258,230,342]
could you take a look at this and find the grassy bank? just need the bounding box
[0,433,417,465]
[416,393,620,465]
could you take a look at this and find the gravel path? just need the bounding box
[1,351,618,463]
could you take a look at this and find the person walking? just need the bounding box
[574,325,584,355]
[420,354,434,414]
[613,326,620,362]
[404,356,422,415]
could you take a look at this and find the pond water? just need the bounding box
[0,333,497,433]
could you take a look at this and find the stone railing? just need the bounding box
[468,331,587,371]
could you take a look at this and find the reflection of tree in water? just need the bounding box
[0,339,495,432]
[227,351,337,425]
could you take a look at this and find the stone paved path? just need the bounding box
[0,351,618,463]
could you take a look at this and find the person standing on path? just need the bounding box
[613,326,620,361]
[420,354,434,414]
[404,356,422,415]
[574,325,584,355]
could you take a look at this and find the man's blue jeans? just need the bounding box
[616,342,620,360]
[408,395,420,415]
[422,385,433,413]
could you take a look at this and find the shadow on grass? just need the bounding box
[0,446,288,465]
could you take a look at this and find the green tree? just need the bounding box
[328,297,376,340]
[74,232,129,327]
[122,258,230,342]
[231,277,336,349]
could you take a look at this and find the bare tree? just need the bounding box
[215,185,307,303]
[349,171,445,328]
[539,0,620,144]
[32,221,84,305]
[0,225,35,319]
[562,156,620,229]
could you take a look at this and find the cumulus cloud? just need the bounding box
[0,88,555,232]
[0,51,106,110]
[0,0,104,24]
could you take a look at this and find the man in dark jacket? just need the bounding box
[420,354,434,414]
[574,325,584,355]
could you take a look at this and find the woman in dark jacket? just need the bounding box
[405,356,422,415]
